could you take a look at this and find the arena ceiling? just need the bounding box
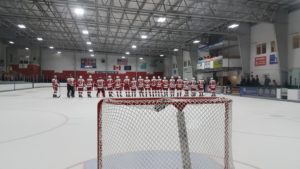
[0,0,297,56]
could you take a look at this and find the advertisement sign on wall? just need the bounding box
[255,56,266,66]
[117,58,128,65]
[197,56,223,70]
[81,58,96,69]
[124,65,131,70]
[213,59,223,68]
[269,54,278,64]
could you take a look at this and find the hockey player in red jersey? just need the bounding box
[209,77,217,96]
[137,76,144,97]
[67,74,75,98]
[106,75,114,97]
[176,76,183,97]
[96,77,105,97]
[156,76,162,97]
[77,76,85,98]
[183,78,190,97]
[86,75,94,98]
[198,79,205,96]
[51,75,59,98]
[123,76,130,97]
[190,77,197,97]
[130,77,137,97]
[169,76,176,97]
[151,76,157,97]
[162,76,169,97]
[114,76,122,97]
[144,76,151,97]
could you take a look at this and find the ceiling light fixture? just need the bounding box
[139,57,143,60]
[18,24,26,29]
[193,40,200,44]
[82,30,89,35]
[141,35,148,39]
[160,54,164,57]
[86,41,92,45]
[228,23,239,29]
[132,45,137,49]
[90,54,95,57]
[9,41,14,44]
[57,51,61,54]
[25,47,29,50]
[37,37,43,41]
[49,46,54,49]
[89,49,93,52]
[74,8,84,16]
[121,56,126,59]
[174,48,179,52]
[157,17,166,23]
[125,51,130,55]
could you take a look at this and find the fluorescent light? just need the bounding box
[132,45,137,49]
[228,23,239,29]
[82,30,89,35]
[121,56,126,59]
[157,17,166,23]
[74,8,84,16]
[25,47,29,50]
[37,37,43,41]
[193,40,200,44]
[174,48,179,52]
[9,41,14,44]
[139,57,143,60]
[141,35,148,39]
[49,46,54,49]
[86,41,92,45]
[57,51,61,54]
[160,54,164,57]
[90,54,94,57]
[89,49,93,52]
[125,51,130,55]
[18,24,26,29]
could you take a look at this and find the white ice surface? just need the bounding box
[0,88,300,169]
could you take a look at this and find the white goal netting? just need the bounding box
[97,97,234,169]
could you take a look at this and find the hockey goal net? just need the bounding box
[97,97,234,169]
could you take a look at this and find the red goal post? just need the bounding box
[97,97,234,169]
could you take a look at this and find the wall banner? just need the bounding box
[269,54,278,64]
[255,56,266,66]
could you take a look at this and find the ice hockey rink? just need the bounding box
[0,87,299,169]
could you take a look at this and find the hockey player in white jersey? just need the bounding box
[209,77,217,96]
[96,77,105,97]
[162,77,169,97]
[51,75,59,98]
[156,76,162,97]
[151,76,157,97]
[130,77,137,97]
[169,76,176,97]
[176,76,183,97]
[198,79,205,96]
[115,76,122,97]
[183,78,190,97]
[190,77,197,97]
[86,75,94,98]
[138,76,144,97]
[123,76,130,97]
[106,75,114,97]
[144,76,151,97]
[77,76,85,98]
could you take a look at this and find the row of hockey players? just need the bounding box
[51,74,217,98]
